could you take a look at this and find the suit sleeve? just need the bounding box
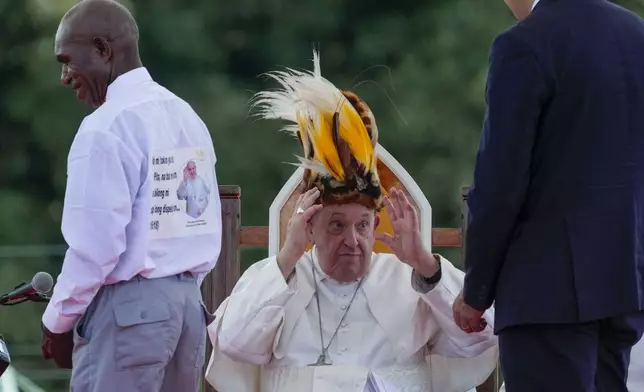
[464,31,549,310]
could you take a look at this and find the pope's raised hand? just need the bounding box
[376,188,437,277]
[277,187,323,277]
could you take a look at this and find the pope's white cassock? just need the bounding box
[177,175,210,219]
[205,248,499,392]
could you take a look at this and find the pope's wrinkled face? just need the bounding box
[308,203,380,283]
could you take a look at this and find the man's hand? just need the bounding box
[452,290,487,333]
[41,324,74,369]
[277,187,323,278]
[376,188,439,277]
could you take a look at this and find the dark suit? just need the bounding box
[464,0,644,390]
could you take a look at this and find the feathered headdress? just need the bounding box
[251,49,384,210]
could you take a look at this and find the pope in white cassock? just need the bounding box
[177,159,210,219]
[204,50,499,392]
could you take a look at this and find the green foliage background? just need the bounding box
[0,0,642,389]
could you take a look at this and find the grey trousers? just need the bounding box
[70,273,212,392]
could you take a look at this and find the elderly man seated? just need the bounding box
[205,50,498,392]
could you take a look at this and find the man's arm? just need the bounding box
[42,129,137,333]
[464,30,548,311]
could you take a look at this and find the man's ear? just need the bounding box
[93,37,112,61]
[374,213,381,229]
[306,222,315,244]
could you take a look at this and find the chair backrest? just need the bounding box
[268,144,432,256]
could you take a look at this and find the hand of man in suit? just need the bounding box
[453,289,487,333]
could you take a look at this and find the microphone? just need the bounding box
[0,272,54,306]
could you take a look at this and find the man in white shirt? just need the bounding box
[204,50,498,392]
[40,1,221,391]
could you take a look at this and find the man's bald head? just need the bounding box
[58,0,139,45]
[55,0,143,108]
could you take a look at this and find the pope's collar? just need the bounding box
[105,67,152,102]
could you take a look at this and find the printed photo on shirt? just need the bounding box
[177,159,211,219]
[149,146,218,239]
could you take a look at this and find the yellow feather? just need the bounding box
[297,109,345,180]
[253,49,377,181]
[337,101,374,173]
[314,111,345,180]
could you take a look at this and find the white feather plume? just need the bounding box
[249,49,347,135]
[293,156,331,177]
[249,48,354,175]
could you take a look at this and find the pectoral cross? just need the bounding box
[308,351,332,366]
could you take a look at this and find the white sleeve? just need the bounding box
[418,256,498,358]
[218,257,297,364]
[42,129,138,333]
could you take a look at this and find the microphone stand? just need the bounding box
[0,281,27,306]
[26,293,51,303]
[0,292,51,306]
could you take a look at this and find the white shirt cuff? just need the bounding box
[42,304,80,334]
